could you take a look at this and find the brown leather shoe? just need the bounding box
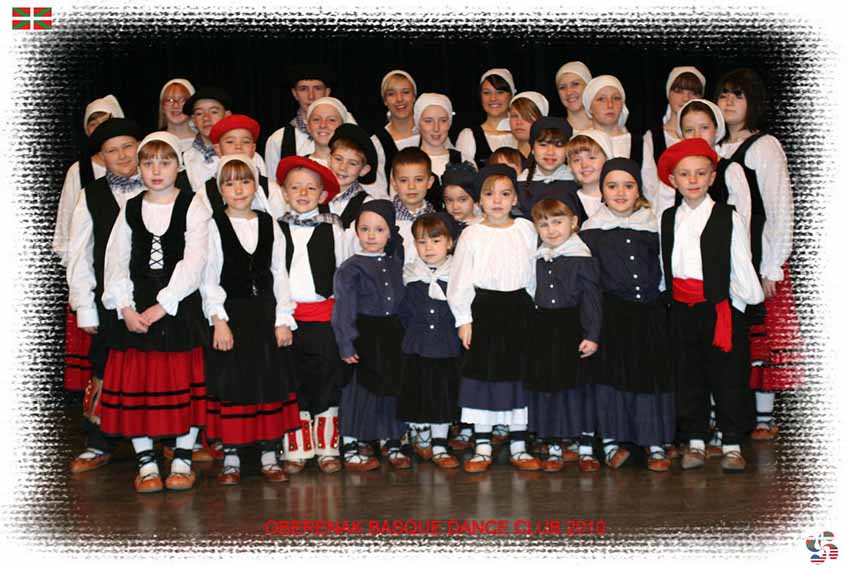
[448,437,473,451]
[134,472,163,494]
[165,470,196,491]
[261,464,289,483]
[317,456,342,474]
[562,448,579,463]
[681,448,706,470]
[463,454,492,473]
[432,453,460,470]
[413,445,433,461]
[510,453,542,471]
[217,467,241,485]
[283,459,306,475]
[70,452,110,474]
[191,446,214,463]
[751,423,780,441]
[344,455,381,472]
[605,447,630,469]
[578,456,600,473]
[388,453,412,470]
[706,444,723,458]
[720,451,747,472]
[647,454,671,472]
[542,456,564,473]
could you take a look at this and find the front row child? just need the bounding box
[201,155,302,485]
[657,138,764,472]
[100,132,210,493]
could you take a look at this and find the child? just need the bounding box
[158,78,196,154]
[566,129,615,220]
[517,117,581,221]
[372,70,421,184]
[181,86,234,185]
[276,157,352,475]
[447,164,541,473]
[442,161,482,227]
[398,213,464,468]
[715,68,802,440]
[327,123,378,228]
[456,69,518,168]
[555,61,593,131]
[388,147,437,264]
[414,93,471,207]
[579,158,676,473]
[656,138,765,471]
[201,155,301,484]
[332,200,408,471]
[305,97,355,168]
[509,91,549,168]
[582,75,637,160]
[100,131,211,493]
[488,147,524,177]
[65,118,144,474]
[528,196,602,472]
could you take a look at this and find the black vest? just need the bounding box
[470,125,492,169]
[83,177,121,299]
[279,221,337,299]
[649,125,667,165]
[78,157,95,188]
[726,132,769,277]
[281,125,297,159]
[204,174,270,216]
[661,201,733,304]
[374,127,398,183]
[214,210,274,300]
[425,149,461,213]
[337,191,369,229]
[628,130,642,162]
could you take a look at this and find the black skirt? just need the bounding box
[526,306,583,392]
[204,296,298,404]
[462,288,534,382]
[398,354,461,423]
[353,315,404,396]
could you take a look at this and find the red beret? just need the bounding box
[275,156,340,205]
[657,138,718,188]
[209,114,260,145]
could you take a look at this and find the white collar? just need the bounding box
[535,233,591,261]
[403,256,453,300]
[521,164,573,183]
[582,204,657,232]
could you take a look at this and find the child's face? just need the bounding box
[680,111,717,146]
[383,78,415,121]
[215,128,256,158]
[509,108,534,143]
[602,171,640,217]
[415,232,452,266]
[307,105,343,147]
[590,86,624,128]
[140,153,179,192]
[85,112,111,137]
[557,73,587,113]
[220,174,257,213]
[100,136,139,178]
[668,86,699,115]
[161,83,191,126]
[329,147,370,188]
[443,185,475,221]
[569,147,606,186]
[191,99,230,139]
[535,214,574,248]
[668,156,716,207]
[418,105,450,150]
[717,86,748,129]
[283,168,327,213]
[391,163,434,210]
[292,80,330,113]
[356,211,390,254]
[480,79,511,118]
[479,177,517,223]
[533,139,568,175]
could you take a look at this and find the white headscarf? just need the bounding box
[381,70,417,98]
[555,61,592,86]
[676,98,727,144]
[138,131,184,169]
[662,66,706,123]
[582,75,629,128]
[159,78,196,102]
[479,68,516,95]
[571,129,615,160]
[306,97,356,125]
[83,95,124,130]
[413,93,454,130]
[510,91,550,118]
[216,154,259,187]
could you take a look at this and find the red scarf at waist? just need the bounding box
[294,298,335,323]
[672,278,732,353]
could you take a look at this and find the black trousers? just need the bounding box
[292,321,350,415]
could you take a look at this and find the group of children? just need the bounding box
[55,62,803,492]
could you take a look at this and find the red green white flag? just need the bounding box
[12,7,51,30]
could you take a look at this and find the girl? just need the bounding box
[579,158,675,473]
[582,75,636,160]
[528,197,602,472]
[201,155,301,485]
[332,200,409,471]
[158,78,197,154]
[442,161,482,227]
[372,70,421,184]
[517,117,580,220]
[455,68,518,168]
[447,164,541,473]
[555,61,593,131]
[715,68,802,441]
[305,97,356,168]
[509,91,549,168]
[566,129,615,220]
[398,213,463,468]
[100,132,210,493]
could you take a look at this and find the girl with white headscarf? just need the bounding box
[555,61,593,131]
[455,68,518,169]
[158,78,197,154]
[582,75,635,160]
[508,91,549,167]
[372,70,422,184]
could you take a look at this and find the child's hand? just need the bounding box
[458,324,472,350]
[579,340,598,358]
[761,278,777,299]
[275,326,293,347]
[343,354,360,364]
[213,321,234,351]
[140,303,167,326]
[81,326,98,335]
[122,308,149,334]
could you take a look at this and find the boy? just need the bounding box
[276,156,354,474]
[387,147,436,264]
[181,86,237,190]
[326,123,378,228]
[657,138,764,472]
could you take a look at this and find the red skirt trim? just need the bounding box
[100,347,206,438]
[64,305,93,391]
[750,263,806,391]
[206,393,300,447]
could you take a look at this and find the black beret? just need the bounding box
[182,86,233,116]
[329,123,379,185]
[90,118,143,151]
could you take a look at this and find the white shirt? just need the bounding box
[718,134,793,281]
[102,192,210,317]
[328,189,374,229]
[429,148,475,179]
[641,127,679,216]
[577,190,604,219]
[447,218,538,326]
[610,132,632,159]
[285,210,352,304]
[371,128,420,195]
[201,215,296,329]
[669,196,764,312]
[455,128,517,161]
[185,150,267,194]
[54,159,107,266]
[264,124,315,176]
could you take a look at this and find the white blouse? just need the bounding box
[577,190,604,220]
[669,196,764,312]
[185,150,268,193]
[455,128,517,161]
[718,134,794,282]
[54,159,107,267]
[610,132,632,159]
[429,148,476,179]
[200,215,296,329]
[447,218,538,327]
[286,211,352,304]
[641,128,680,216]
[264,124,315,177]
[102,193,210,318]
[328,189,374,228]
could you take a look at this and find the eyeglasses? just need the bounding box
[163,96,188,106]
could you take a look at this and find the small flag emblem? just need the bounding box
[12,6,51,30]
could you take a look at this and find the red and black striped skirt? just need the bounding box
[205,394,301,447]
[64,305,93,391]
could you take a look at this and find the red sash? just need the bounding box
[672,278,732,353]
[294,298,335,322]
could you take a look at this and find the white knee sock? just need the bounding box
[755,391,776,425]
[260,451,278,468]
[172,427,200,474]
[223,449,240,469]
[132,437,158,477]
[722,444,741,454]
[689,439,706,452]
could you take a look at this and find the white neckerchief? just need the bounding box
[581,204,657,233]
[521,164,572,183]
[535,233,591,261]
[403,256,453,300]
